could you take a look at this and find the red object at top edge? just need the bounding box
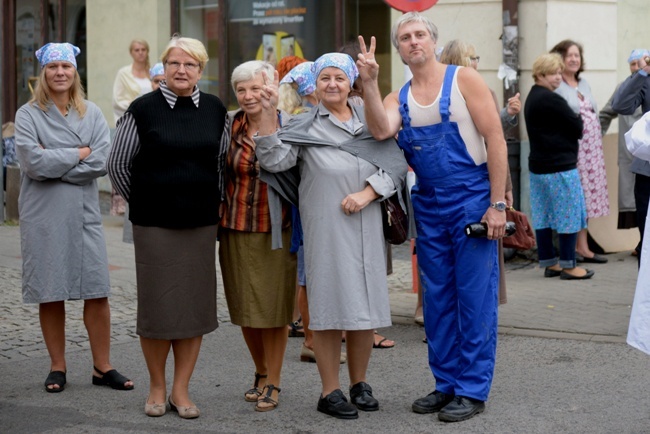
[384,0,438,12]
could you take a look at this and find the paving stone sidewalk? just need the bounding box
[0,217,638,362]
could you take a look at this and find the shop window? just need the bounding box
[16,1,40,109]
[179,0,221,96]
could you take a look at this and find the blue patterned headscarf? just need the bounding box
[311,53,359,89]
[280,62,316,96]
[628,49,650,64]
[35,43,80,69]
[149,62,164,79]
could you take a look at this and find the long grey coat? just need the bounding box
[256,103,408,330]
[15,101,111,303]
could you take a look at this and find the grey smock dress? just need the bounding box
[256,102,407,330]
[15,101,111,304]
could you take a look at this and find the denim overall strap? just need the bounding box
[439,65,457,124]
[398,80,412,142]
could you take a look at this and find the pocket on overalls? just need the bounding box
[412,134,450,177]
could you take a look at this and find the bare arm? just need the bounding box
[458,67,508,239]
[357,36,402,140]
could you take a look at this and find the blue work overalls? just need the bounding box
[398,65,499,402]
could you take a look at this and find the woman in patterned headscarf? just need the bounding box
[254,53,408,419]
[15,42,133,394]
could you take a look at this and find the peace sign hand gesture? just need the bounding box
[356,35,379,82]
[260,69,280,111]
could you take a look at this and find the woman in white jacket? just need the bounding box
[111,39,152,215]
[626,112,650,355]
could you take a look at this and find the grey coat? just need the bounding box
[15,101,111,303]
[612,70,650,177]
[258,103,413,248]
[255,102,408,330]
[600,82,644,212]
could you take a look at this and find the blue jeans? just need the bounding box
[536,228,578,269]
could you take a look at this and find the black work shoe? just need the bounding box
[317,389,359,419]
[438,396,485,422]
[544,267,561,277]
[411,390,454,414]
[560,269,595,280]
[349,382,379,411]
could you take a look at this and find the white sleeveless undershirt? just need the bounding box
[406,66,487,165]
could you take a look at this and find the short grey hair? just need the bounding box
[231,60,275,91]
[390,11,439,49]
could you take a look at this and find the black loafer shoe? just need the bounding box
[350,382,379,411]
[544,267,562,277]
[581,253,608,264]
[560,269,595,280]
[438,396,485,422]
[317,389,358,419]
[412,390,454,414]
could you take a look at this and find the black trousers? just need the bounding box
[634,173,650,266]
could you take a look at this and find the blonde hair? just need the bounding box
[439,39,472,67]
[391,11,438,49]
[29,66,87,117]
[129,38,151,71]
[277,83,303,114]
[160,34,209,71]
[532,53,564,80]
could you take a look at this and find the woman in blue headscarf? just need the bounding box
[15,43,133,393]
[254,53,408,419]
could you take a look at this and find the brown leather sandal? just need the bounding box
[255,384,281,412]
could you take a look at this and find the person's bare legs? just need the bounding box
[313,330,343,396]
[289,284,301,332]
[414,279,424,324]
[242,326,268,376]
[84,297,134,388]
[40,301,66,391]
[140,337,172,404]
[576,228,595,258]
[298,285,313,348]
[170,336,203,407]
[257,327,288,409]
[346,330,374,386]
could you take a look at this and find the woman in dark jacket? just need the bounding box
[108,36,227,419]
[524,53,593,280]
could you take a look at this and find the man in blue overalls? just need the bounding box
[357,12,508,422]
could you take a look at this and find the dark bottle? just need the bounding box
[464,221,516,238]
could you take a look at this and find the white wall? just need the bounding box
[388,0,642,252]
[86,0,171,128]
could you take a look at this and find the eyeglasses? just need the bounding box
[470,56,480,63]
[166,61,199,71]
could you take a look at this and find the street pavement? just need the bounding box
[1,216,649,433]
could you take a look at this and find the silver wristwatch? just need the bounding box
[490,201,507,212]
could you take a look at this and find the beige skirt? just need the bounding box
[133,224,219,339]
[218,228,296,328]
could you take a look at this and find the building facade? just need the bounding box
[2,0,649,250]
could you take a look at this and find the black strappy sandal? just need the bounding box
[92,366,134,390]
[255,384,281,412]
[244,372,268,402]
[44,370,66,393]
